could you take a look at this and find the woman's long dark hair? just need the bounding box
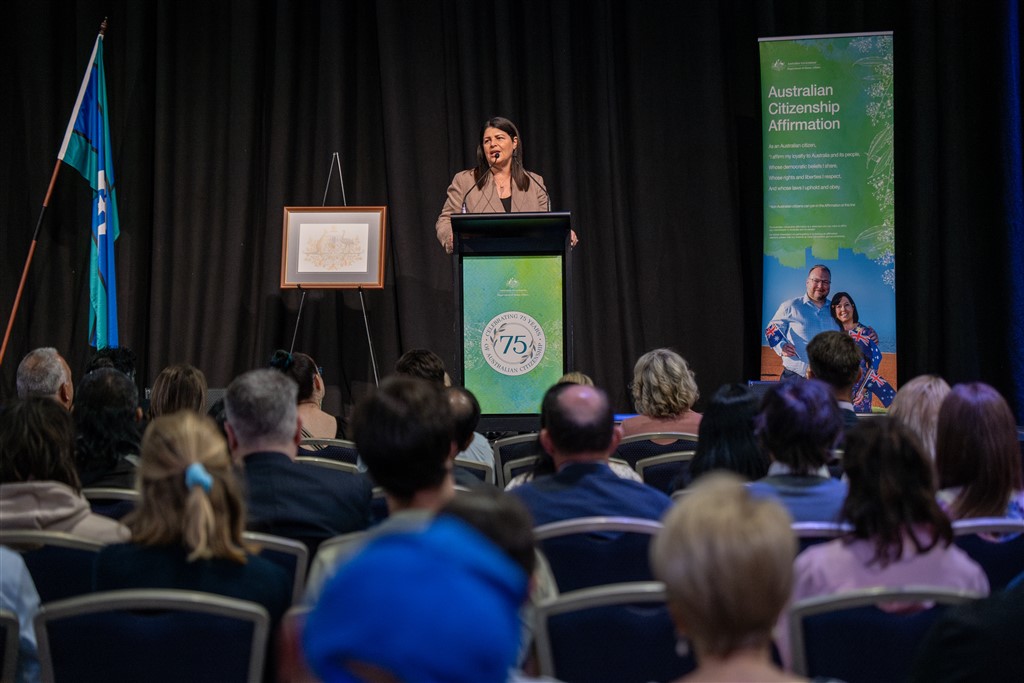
[689,384,769,482]
[841,417,952,567]
[473,116,531,192]
[74,368,141,474]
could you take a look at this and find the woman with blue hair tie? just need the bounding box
[93,411,292,627]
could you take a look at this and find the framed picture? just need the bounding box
[280,206,387,288]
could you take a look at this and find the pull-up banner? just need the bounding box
[759,32,897,412]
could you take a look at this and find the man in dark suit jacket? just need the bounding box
[510,382,672,527]
[225,369,372,554]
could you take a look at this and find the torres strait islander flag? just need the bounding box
[57,32,120,349]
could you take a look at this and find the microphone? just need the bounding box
[492,151,500,162]
[525,170,552,211]
[459,171,490,213]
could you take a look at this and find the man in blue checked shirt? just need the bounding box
[765,264,837,379]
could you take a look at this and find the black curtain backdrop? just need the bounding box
[2,0,1021,420]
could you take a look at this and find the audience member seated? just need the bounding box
[510,382,672,526]
[303,515,528,683]
[16,347,74,410]
[911,578,1024,682]
[805,330,861,428]
[268,349,344,440]
[777,417,989,665]
[305,375,458,600]
[224,369,372,555]
[395,348,494,468]
[620,348,702,438]
[0,545,41,683]
[0,398,127,543]
[558,370,593,386]
[888,374,950,462]
[94,411,292,632]
[935,382,1024,522]
[747,379,846,523]
[652,473,799,683]
[73,368,142,489]
[83,346,138,379]
[682,383,770,489]
[147,363,208,418]
[446,386,492,489]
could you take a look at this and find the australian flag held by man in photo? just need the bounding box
[57,30,120,349]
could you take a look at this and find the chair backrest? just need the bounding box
[453,459,495,486]
[503,456,540,488]
[791,521,851,554]
[952,518,1024,590]
[81,487,140,521]
[0,609,18,683]
[242,531,309,605]
[295,456,360,475]
[298,438,360,466]
[0,530,105,604]
[36,589,270,683]
[788,586,983,681]
[533,517,663,592]
[370,487,389,523]
[614,432,699,469]
[492,433,543,488]
[634,451,695,494]
[533,581,695,683]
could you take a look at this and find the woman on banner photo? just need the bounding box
[830,291,895,412]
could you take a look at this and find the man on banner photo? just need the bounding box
[57,31,120,349]
[764,265,836,379]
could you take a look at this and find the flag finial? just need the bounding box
[99,17,108,36]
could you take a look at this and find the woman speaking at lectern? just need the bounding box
[435,116,577,253]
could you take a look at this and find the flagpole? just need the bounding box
[0,19,108,368]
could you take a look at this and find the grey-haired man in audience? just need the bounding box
[16,347,74,410]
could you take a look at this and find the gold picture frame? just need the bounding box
[280,206,387,288]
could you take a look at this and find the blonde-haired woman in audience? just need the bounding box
[935,382,1024,521]
[651,472,801,682]
[148,363,208,418]
[93,411,291,627]
[888,374,950,461]
[0,398,128,543]
[621,349,702,438]
[558,371,594,386]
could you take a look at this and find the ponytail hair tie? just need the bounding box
[185,462,214,493]
[269,349,295,371]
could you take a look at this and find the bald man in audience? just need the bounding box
[16,347,74,409]
[510,382,672,526]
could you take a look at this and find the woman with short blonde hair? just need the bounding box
[651,473,799,681]
[622,349,702,437]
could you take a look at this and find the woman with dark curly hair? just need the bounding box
[269,349,345,440]
[74,367,143,489]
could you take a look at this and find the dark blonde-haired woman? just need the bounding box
[148,363,208,418]
[94,412,291,625]
[621,349,702,438]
